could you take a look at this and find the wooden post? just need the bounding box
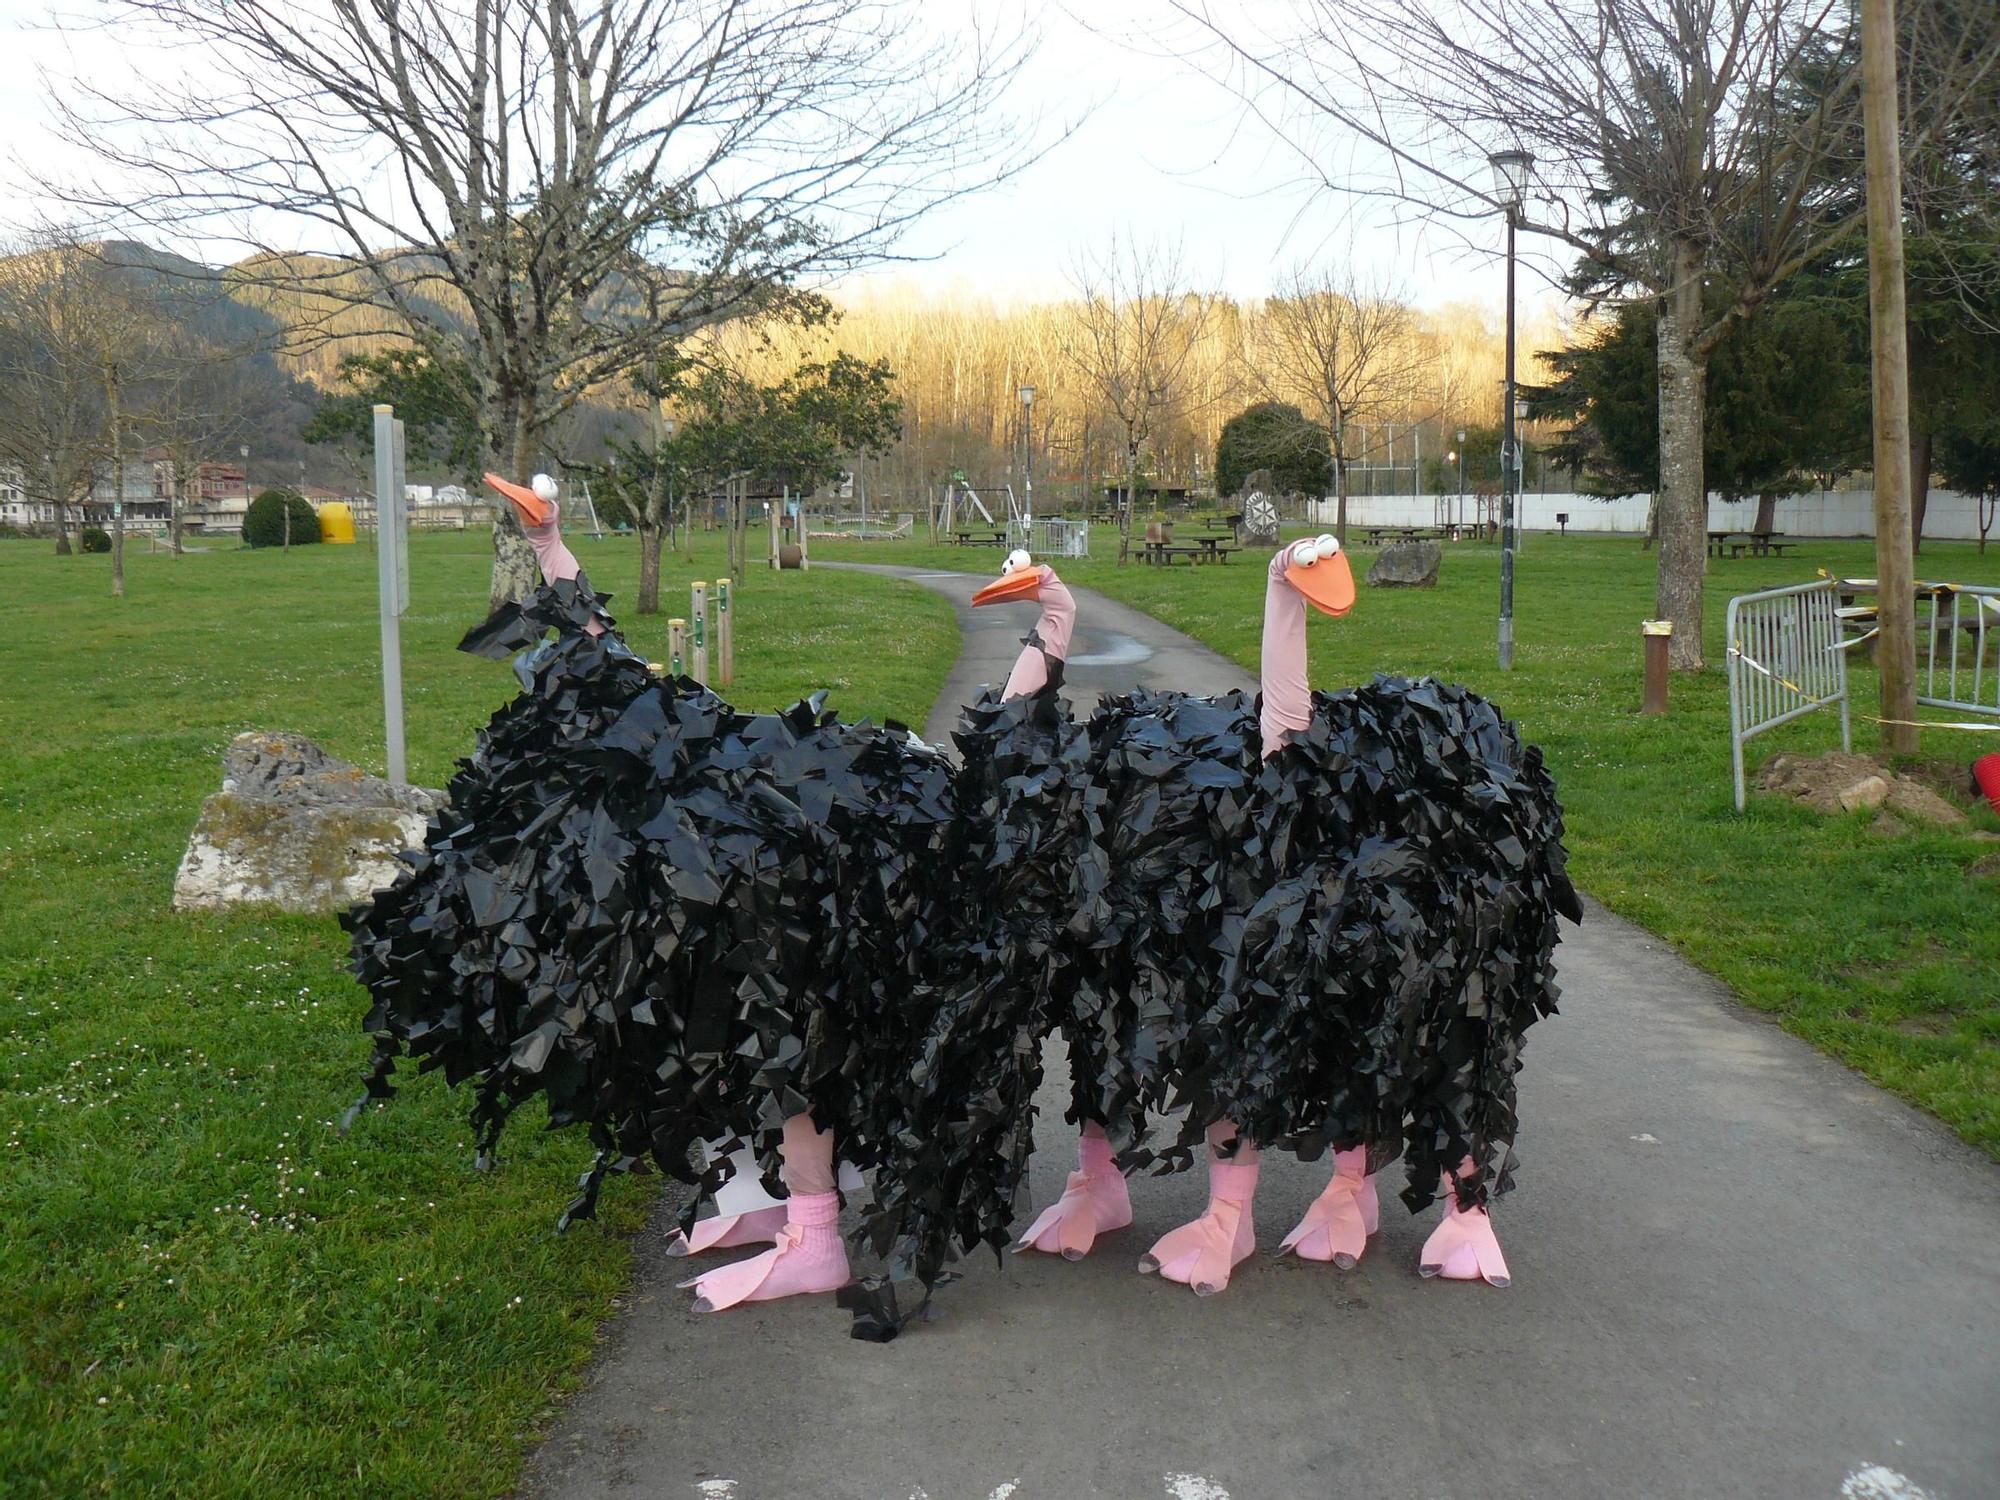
[689,581,709,684]
[797,495,810,571]
[768,497,780,570]
[1642,620,1672,715]
[1862,0,1917,754]
[668,618,687,678]
[714,578,733,687]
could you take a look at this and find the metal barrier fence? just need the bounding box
[1727,580,1850,811]
[1920,582,2000,720]
[1010,516,1090,558]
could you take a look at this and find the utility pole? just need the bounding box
[1861,0,1917,752]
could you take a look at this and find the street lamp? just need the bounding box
[1018,384,1036,524]
[1488,147,1533,670]
[1455,427,1467,534]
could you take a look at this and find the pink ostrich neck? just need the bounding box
[1001,568,1076,699]
[523,509,605,637]
[1259,547,1309,758]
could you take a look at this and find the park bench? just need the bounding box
[951,529,1008,548]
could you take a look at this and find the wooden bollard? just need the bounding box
[690,582,709,684]
[714,578,733,687]
[768,500,781,570]
[667,618,687,678]
[1642,619,1673,715]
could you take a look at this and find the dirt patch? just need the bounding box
[1759,751,1967,826]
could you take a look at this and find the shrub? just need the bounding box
[243,489,322,549]
[79,526,111,554]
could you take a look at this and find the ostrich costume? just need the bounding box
[842,551,1113,1335]
[1138,536,1582,1295]
[343,475,959,1312]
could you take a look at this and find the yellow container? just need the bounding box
[318,501,357,544]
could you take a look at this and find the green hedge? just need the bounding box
[243,489,321,549]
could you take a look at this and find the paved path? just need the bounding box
[522,566,2000,1500]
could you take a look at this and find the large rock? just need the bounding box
[1366,539,1442,588]
[1237,488,1281,546]
[172,732,446,914]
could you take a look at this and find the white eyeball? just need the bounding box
[531,473,559,502]
[1314,533,1339,558]
[1002,548,1033,575]
[1291,539,1319,567]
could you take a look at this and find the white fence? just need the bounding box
[1307,489,1997,541]
[1726,580,1851,812]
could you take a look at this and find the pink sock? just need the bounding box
[1139,1124,1260,1296]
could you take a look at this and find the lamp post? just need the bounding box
[1455,427,1466,533]
[1018,384,1036,526]
[1489,147,1532,670]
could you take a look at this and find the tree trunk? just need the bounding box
[637,477,666,613]
[1654,240,1709,671]
[53,497,71,555]
[169,461,188,557]
[1118,435,1137,565]
[489,399,543,610]
[1862,0,1918,753]
[1753,491,1777,536]
[1909,427,1932,556]
[1642,492,1660,551]
[638,521,664,612]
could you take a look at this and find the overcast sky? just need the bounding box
[0,0,1560,319]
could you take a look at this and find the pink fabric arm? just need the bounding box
[522,507,604,637]
[1259,546,1309,758]
[1001,568,1075,699]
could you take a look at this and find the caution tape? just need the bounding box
[1864,716,2000,732]
[1727,640,1809,697]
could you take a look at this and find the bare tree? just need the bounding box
[1062,236,1217,562]
[1255,262,1433,544]
[0,239,106,555]
[1169,0,2000,670]
[49,0,1045,606]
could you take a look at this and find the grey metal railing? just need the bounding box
[1727,580,1850,812]
[1920,582,2000,720]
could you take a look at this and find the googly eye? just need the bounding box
[1292,540,1319,567]
[1003,548,1032,575]
[531,474,559,502]
[1314,533,1339,558]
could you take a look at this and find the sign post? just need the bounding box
[372,404,409,784]
[667,619,687,678]
[715,578,733,687]
[690,581,709,684]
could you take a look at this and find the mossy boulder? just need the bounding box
[172,732,445,914]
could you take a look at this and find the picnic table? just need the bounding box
[1709,530,1797,559]
[1143,532,1241,566]
[950,528,1009,548]
[1359,526,1441,546]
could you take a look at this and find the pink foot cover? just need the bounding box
[1418,1185,1511,1287]
[681,1190,850,1311]
[1014,1133,1133,1259]
[1138,1159,1259,1296]
[1279,1149,1379,1268]
[665,1204,788,1257]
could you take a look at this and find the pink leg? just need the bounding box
[1013,1122,1133,1260]
[1417,1159,1511,1287]
[1137,1122,1259,1297]
[681,1114,851,1311]
[665,1141,788,1258]
[1278,1145,1379,1268]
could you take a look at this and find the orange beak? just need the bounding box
[483,471,552,527]
[1285,549,1356,618]
[972,566,1045,607]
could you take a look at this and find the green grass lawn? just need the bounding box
[0,531,957,1497]
[816,528,2000,1160]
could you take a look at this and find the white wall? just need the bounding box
[1306,488,1997,541]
